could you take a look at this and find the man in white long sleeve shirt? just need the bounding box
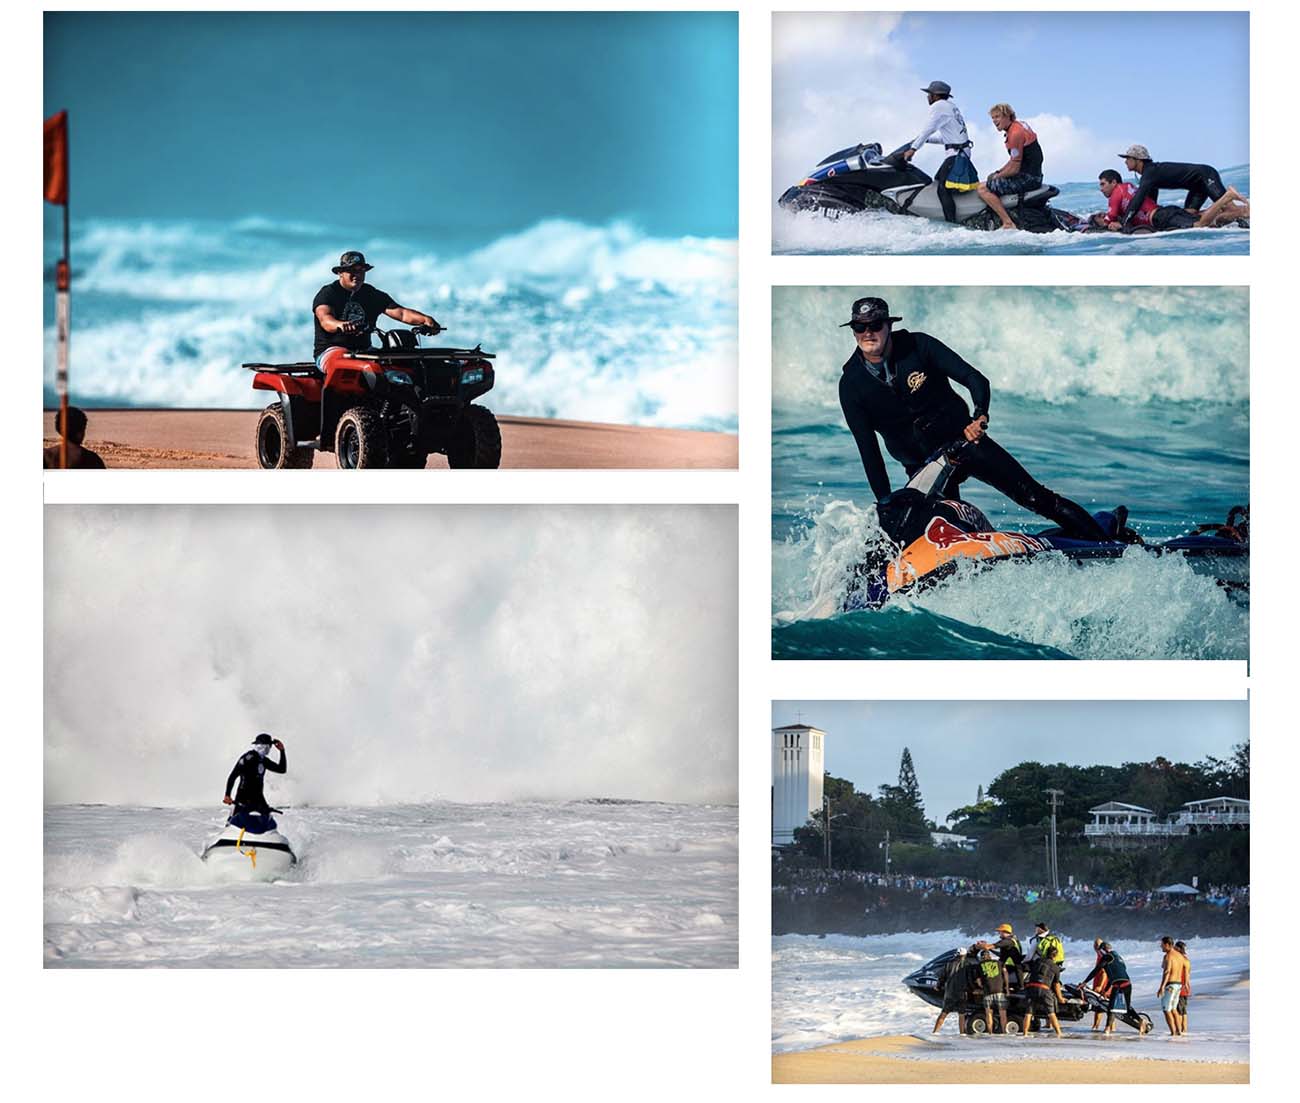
[900,80,973,223]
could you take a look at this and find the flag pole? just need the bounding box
[57,119,70,469]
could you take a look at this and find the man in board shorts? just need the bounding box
[978,103,1044,230]
[1021,952,1064,1037]
[1157,935,1186,1035]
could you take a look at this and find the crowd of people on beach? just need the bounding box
[934,924,1196,1039]
[772,867,1249,915]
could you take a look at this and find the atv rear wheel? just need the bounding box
[968,1018,987,1035]
[1002,1020,1021,1035]
[447,404,502,469]
[335,406,389,469]
[256,403,313,469]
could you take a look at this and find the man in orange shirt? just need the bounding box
[977,104,1044,230]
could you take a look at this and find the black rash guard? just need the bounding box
[1122,161,1226,228]
[839,329,990,501]
[225,747,287,813]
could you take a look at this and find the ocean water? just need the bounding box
[772,929,1249,1063]
[41,217,738,432]
[773,166,1249,256]
[44,800,738,968]
[772,286,1249,660]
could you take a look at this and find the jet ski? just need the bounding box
[201,807,297,880]
[843,440,1249,611]
[903,948,1154,1035]
[778,142,1081,232]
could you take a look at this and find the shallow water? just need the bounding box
[44,800,738,968]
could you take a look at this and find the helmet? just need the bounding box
[253,733,274,746]
[995,923,1013,935]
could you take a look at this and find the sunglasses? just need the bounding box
[850,320,887,334]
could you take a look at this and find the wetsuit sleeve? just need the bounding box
[919,333,991,421]
[840,374,892,500]
[1122,167,1157,229]
[265,748,287,774]
[225,753,251,798]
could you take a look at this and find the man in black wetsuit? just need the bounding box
[836,296,1109,542]
[1081,941,1137,1035]
[223,733,287,816]
[313,251,442,363]
[1116,144,1231,231]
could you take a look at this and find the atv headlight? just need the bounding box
[384,370,413,384]
[460,367,485,386]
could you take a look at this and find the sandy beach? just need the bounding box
[772,1033,1248,1084]
[43,410,737,469]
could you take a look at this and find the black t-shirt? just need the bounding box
[312,281,396,357]
[1027,957,1059,989]
[1123,162,1220,228]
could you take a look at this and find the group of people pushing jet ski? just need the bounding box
[934,923,1192,1038]
[901,80,1248,232]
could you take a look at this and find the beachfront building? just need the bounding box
[772,723,825,846]
[1085,797,1250,849]
[930,831,977,850]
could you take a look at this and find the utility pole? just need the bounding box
[1046,789,1064,892]
[823,794,831,871]
[1044,833,1051,884]
[883,829,891,876]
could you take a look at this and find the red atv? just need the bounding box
[243,325,501,469]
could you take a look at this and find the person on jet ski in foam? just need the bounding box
[977,104,1044,231]
[899,81,974,224]
[1116,145,1247,232]
[313,251,442,364]
[1096,169,1248,233]
[223,733,287,818]
[837,297,1111,543]
[1080,941,1136,1035]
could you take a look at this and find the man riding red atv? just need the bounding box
[243,251,500,469]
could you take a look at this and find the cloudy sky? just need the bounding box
[46,506,737,807]
[773,11,1249,196]
[772,700,1247,825]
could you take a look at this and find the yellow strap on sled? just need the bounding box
[235,827,258,869]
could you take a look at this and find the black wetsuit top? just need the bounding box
[224,747,287,813]
[1026,956,1060,991]
[1084,949,1131,986]
[312,281,396,357]
[993,935,1025,980]
[838,329,991,501]
[1019,138,1044,178]
[1122,161,1226,228]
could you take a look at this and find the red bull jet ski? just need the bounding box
[779,142,1081,232]
[201,807,297,880]
[843,440,1249,610]
[903,948,1153,1035]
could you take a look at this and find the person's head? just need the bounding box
[253,732,274,757]
[1160,936,1174,950]
[840,296,901,360]
[1093,937,1105,950]
[1118,144,1152,173]
[921,80,951,105]
[1098,168,1123,197]
[1101,941,1113,953]
[333,250,374,291]
[54,405,88,445]
[1035,922,1050,936]
[995,923,1013,937]
[989,103,1016,132]
[1175,940,1187,954]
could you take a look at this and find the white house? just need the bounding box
[772,723,825,846]
[1085,796,1250,848]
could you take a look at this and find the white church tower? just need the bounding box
[772,723,825,846]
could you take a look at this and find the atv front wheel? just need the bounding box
[335,407,389,469]
[447,404,502,469]
[256,404,313,469]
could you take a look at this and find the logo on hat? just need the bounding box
[840,296,904,327]
[332,251,375,273]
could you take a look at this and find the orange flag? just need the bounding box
[44,111,68,205]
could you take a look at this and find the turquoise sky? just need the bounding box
[44,11,738,240]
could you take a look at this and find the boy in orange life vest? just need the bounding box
[977,104,1044,230]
